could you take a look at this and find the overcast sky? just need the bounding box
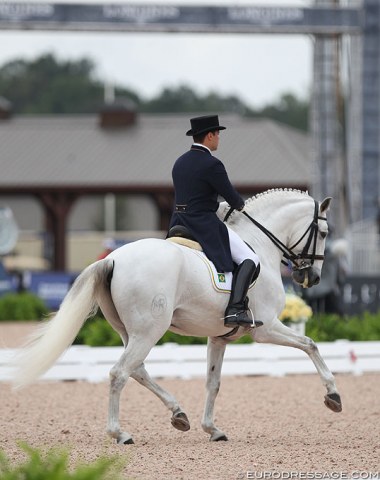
[0,0,314,108]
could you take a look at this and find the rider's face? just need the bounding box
[209,130,220,151]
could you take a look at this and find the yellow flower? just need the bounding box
[279,293,312,323]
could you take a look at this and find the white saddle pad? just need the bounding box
[168,238,256,294]
[192,250,233,293]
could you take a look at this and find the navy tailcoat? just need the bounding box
[169,145,244,272]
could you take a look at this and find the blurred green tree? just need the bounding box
[0,54,309,131]
[142,84,246,114]
[247,92,309,132]
[0,53,140,114]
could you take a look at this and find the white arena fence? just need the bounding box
[0,341,379,383]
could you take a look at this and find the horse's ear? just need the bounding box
[320,197,332,214]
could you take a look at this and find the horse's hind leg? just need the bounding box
[254,319,342,412]
[131,364,190,432]
[201,337,228,441]
[107,338,158,444]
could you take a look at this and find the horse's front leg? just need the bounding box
[131,363,190,432]
[201,337,228,441]
[254,319,342,412]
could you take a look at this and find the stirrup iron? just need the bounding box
[224,307,257,328]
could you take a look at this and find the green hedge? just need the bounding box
[306,312,380,342]
[74,316,123,347]
[1,292,380,344]
[73,311,380,346]
[73,314,257,346]
[0,442,124,480]
[0,292,49,321]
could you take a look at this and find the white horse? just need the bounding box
[12,189,342,444]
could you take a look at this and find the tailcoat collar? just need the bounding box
[190,144,211,154]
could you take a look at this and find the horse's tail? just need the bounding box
[12,258,114,388]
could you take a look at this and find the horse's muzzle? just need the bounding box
[292,266,320,288]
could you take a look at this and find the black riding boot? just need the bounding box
[224,259,259,328]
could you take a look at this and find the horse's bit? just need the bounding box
[224,200,327,273]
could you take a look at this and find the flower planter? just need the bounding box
[279,292,312,335]
[287,320,306,336]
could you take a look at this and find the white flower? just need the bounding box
[279,293,313,323]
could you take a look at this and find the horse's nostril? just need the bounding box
[314,276,320,285]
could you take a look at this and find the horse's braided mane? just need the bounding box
[221,188,310,223]
[245,188,310,206]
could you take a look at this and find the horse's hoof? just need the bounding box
[210,433,228,442]
[171,411,190,432]
[117,433,134,445]
[123,438,134,445]
[324,393,342,413]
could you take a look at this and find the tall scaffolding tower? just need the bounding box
[311,0,363,234]
[312,0,380,232]
[361,0,380,220]
[344,26,363,225]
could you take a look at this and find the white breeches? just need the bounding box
[227,226,260,267]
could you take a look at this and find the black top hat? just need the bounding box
[186,115,226,136]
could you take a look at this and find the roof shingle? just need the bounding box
[0,113,310,188]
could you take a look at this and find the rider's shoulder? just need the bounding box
[208,155,225,170]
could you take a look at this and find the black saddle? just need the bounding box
[168,225,196,242]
